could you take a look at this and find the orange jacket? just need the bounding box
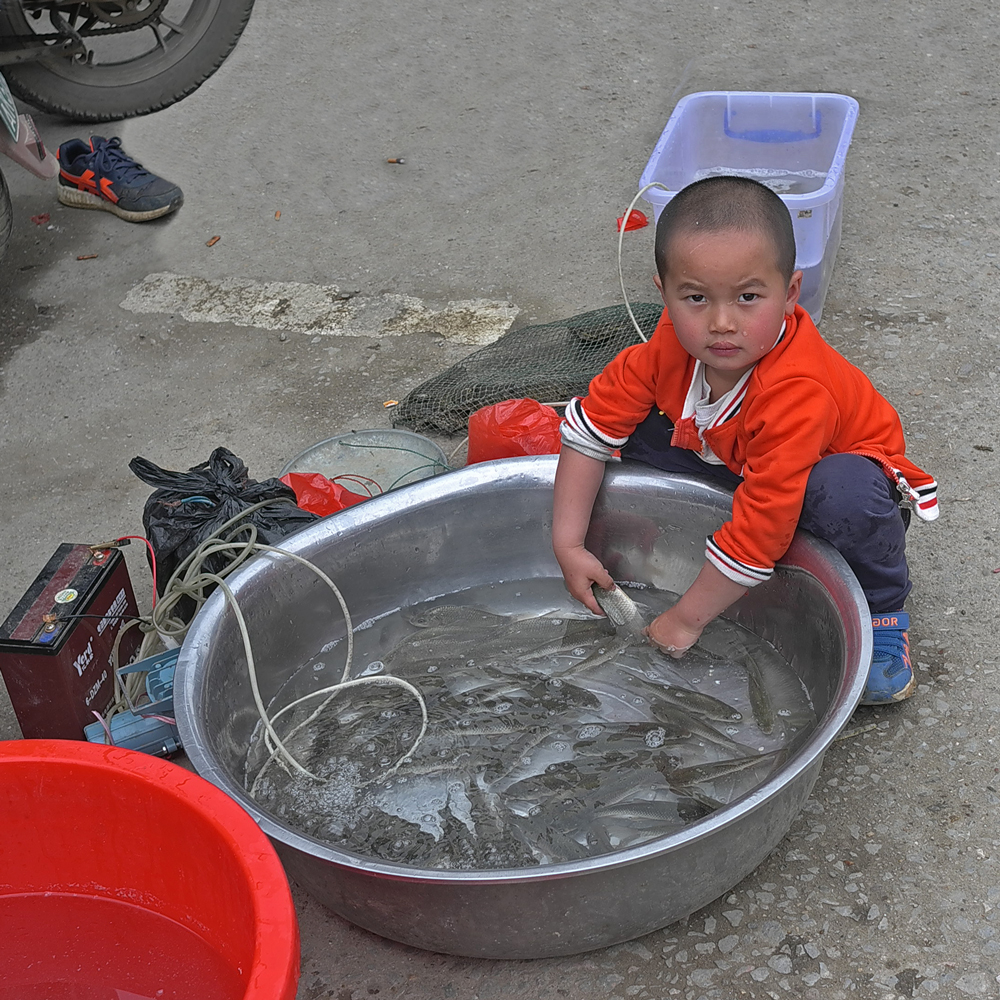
[577,305,938,587]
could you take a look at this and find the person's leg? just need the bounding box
[798,453,910,612]
[798,453,914,704]
[621,409,743,490]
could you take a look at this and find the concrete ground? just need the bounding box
[2,1,999,997]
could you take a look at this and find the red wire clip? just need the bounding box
[616,209,649,232]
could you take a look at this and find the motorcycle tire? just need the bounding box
[0,168,11,262]
[0,0,255,122]
[0,170,14,257]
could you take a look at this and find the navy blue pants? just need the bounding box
[621,410,910,613]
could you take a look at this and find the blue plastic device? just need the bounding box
[83,648,181,756]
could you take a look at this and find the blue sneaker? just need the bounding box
[862,611,915,705]
[57,136,183,222]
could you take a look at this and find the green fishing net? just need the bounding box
[391,303,663,435]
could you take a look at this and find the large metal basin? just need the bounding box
[175,456,870,959]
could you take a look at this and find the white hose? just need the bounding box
[618,181,672,344]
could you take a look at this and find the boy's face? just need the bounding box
[654,227,802,391]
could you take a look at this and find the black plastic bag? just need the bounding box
[129,447,319,599]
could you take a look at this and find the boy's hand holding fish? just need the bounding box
[552,446,615,616]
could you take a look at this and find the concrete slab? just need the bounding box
[1,0,999,997]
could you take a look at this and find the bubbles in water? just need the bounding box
[579,725,603,740]
[380,709,398,719]
[644,727,667,748]
[361,660,385,676]
[312,662,326,672]
[777,709,792,717]
[547,678,563,689]
[572,647,588,656]
[726,727,739,736]
[426,665,438,673]
[493,702,512,714]
[552,742,568,751]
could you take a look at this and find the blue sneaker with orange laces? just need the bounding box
[862,611,916,705]
[57,136,183,222]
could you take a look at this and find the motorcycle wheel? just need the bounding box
[0,168,11,262]
[0,0,255,122]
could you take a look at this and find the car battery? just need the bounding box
[0,543,142,739]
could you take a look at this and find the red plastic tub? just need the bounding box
[0,740,299,1000]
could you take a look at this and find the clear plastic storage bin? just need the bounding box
[638,91,859,322]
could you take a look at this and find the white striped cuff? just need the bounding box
[911,482,939,522]
[560,421,619,462]
[564,397,629,448]
[705,536,773,588]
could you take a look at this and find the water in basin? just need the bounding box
[245,578,816,870]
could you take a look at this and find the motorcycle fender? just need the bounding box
[0,114,59,179]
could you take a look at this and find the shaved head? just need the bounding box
[654,176,797,283]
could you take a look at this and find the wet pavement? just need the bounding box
[1,1,999,998]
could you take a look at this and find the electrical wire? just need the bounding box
[331,473,383,496]
[120,500,427,790]
[617,181,672,344]
[337,439,452,472]
[93,500,430,781]
[114,535,158,607]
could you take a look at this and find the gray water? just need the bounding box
[246,579,815,870]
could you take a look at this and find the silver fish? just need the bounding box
[649,701,749,754]
[592,768,668,808]
[592,584,648,639]
[406,605,507,629]
[569,634,643,673]
[742,646,775,735]
[594,799,687,824]
[619,663,743,722]
[670,748,785,786]
[450,715,525,737]
[659,684,742,723]
[693,631,776,735]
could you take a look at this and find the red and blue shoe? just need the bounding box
[862,611,916,705]
[57,136,183,222]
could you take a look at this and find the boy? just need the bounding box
[552,176,937,705]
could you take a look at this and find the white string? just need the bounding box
[617,181,673,344]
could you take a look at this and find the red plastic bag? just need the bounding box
[466,399,562,465]
[279,472,369,516]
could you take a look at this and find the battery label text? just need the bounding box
[98,588,128,636]
[73,638,94,677]
[85,669,108,707]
